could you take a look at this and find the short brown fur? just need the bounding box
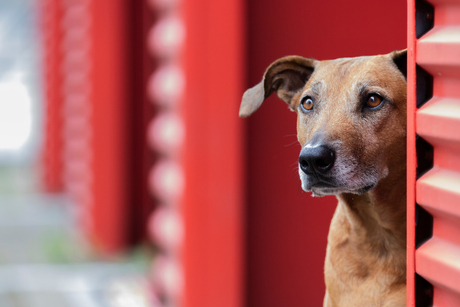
[240,51,407,306]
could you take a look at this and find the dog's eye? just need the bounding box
[366,94,383,108]
[300,96,314,112]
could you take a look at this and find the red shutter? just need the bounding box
[409,0,460,305]
[147,0,246,305]
[44,0,133,253]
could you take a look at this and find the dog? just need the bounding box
[240,50,407,307]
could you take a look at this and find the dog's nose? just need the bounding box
[299,145,335,175]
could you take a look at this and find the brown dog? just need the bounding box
[240,50,407,307]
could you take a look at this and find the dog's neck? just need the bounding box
[336,168,407,254]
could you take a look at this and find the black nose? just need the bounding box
[299,145,335,175]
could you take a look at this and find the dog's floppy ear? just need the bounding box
[239,56,316,117]
[390,49,407,79]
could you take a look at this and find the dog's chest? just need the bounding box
[323,204,406,307]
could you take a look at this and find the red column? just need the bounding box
[147,0,186,305]
[182,0,245,305]
[147,0,246,305]
[41,0,64,192]
[414,0,460,305]
[60,0,93,245]
[407,0,416,306]
[43,0,152,252]
[89,0,131,252]
[59,0,132,253]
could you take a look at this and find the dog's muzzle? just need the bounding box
[298,145,335,176]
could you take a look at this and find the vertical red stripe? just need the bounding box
[182,0,245,305]
[41,0,64,192]
[407,0,417,306]
[90,0,130,252]
[414,0,460,305]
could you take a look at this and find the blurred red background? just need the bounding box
[39,0,407,306]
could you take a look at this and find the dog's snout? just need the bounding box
[299,145,336,175]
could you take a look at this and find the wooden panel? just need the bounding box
[59,0,132,253]
[407,0,417,306]
[414,1,460,305]
[181,0,245,306]
[41,0,64,192]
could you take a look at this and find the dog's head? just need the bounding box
[240,50,407,196]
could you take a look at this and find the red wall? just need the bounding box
[245,1,407,306]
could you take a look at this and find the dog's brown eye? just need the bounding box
[300,97,314,112]
[366,94,383,108]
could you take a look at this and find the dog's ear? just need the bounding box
[390,49,407,79]
[239,56,316,117]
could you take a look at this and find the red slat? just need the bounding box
[416,238,460,301]
[417,26,460,77]
[417,97,460,145]
[417,169,460,219]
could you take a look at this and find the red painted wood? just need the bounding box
[246,1,407,306]
[59,0,94,247]
[42,0,177,256]
[416,237,460,304]
[414,1,460,306]
[417,97,460,148]
[41,0,64,192]
[90,0,131,252]
[146,5,185,303]
[407,0,416,306]
[182,0,245,306]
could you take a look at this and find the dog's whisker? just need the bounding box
[284,140,299,147]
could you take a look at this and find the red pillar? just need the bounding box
[42,0,156,252]
[58,0,132,253]
[413,0,460,305]
[147,0,246,305]
[41,0,64,192]
[89,0,131,252]
[407,0,416,305]
[181,0,246,305]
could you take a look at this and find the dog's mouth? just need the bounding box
[302,178,338,196]
[302,175,338,190]
[301,176,376,197]
[308,184,375,197]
